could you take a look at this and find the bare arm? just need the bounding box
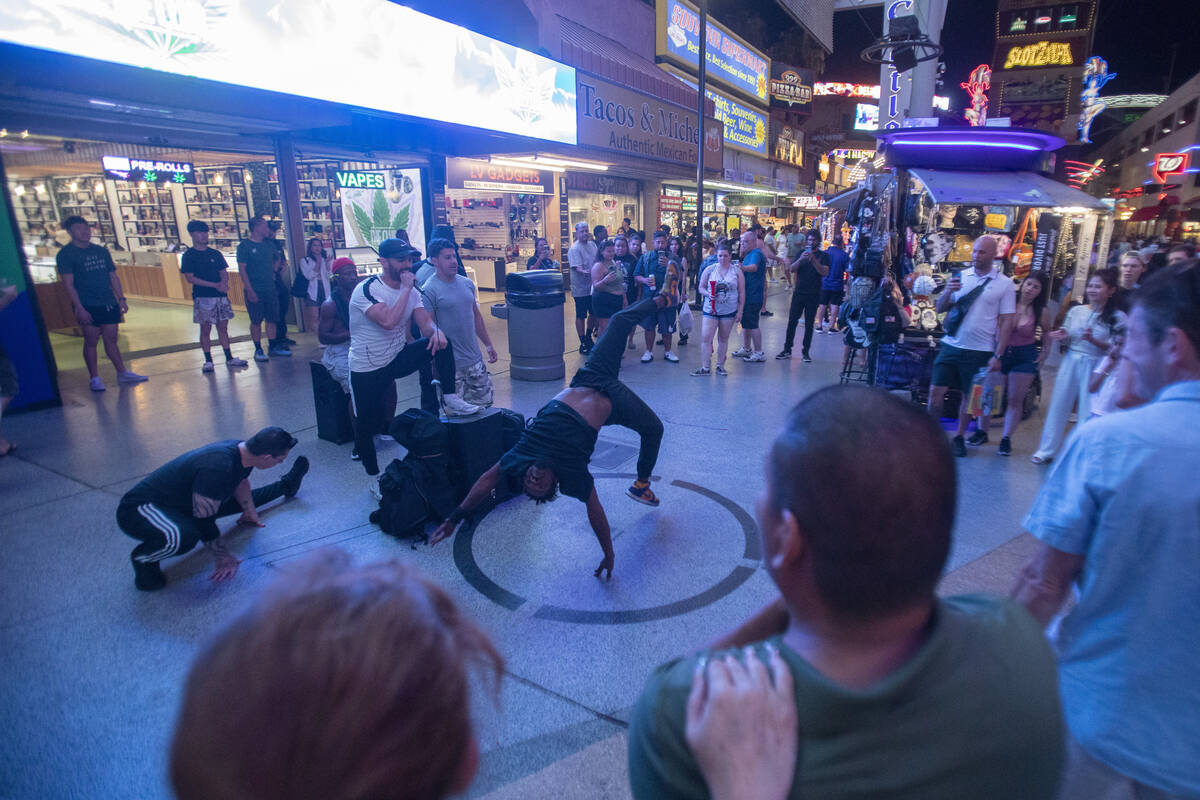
[586,487,615,580]
[1088,353,1118,394]
[184,273,225,290]
[364,286,416,330]
[410,306,447,353]
[992,313,1015,360]
[317,301,349,345]
[813,254,830,278]
[472,302,496,360]
[1010,542,1085,627]
[237,262,259,302]
[737,270,746,318]
[429,464,502,544]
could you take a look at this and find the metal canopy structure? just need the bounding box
[908,168,1110,210]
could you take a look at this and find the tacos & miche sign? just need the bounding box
[576,74,703,167]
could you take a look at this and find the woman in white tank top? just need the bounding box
[693,242,745,376]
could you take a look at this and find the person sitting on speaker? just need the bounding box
[429,282,681,580]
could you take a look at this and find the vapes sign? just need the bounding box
[336,171,386,189]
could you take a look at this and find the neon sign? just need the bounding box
[101,155,194,184]
[813,82,949,110]
[881,0,912,131]
[1065,159,1105,187]
[1003,41,1074,70]
[830,148,877,160]
[1153,153,1190,184]
[792,195,820,209]
[961,64,992,127]
[1077,56,1116,144]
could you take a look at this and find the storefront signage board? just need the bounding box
[792,196,820,209]
[1152,153,1189,185]
[576,74,719,168]
[658,195,684,211]
[773,123,803,167]
[1,1,577,144]
[340,169,425,254]
[656,0,770,105]
[445,158,552,195]
[1029,213,1061,275]
[769,65,814,112]
[706,88,768,156]
[101,156,194,184]
[567,172,641,196]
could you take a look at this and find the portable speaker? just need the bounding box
[310,361,354,444]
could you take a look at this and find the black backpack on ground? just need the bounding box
[369,410,457,542]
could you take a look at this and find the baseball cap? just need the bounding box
[378,238,422,260]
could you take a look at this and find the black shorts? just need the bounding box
[83,304,121,326]
[819,288,844,306]
[573,294,592,320]
[245,284,280,325]
[641,305,678,335]
[741,303,763,330]
[931,343,992,391]
[592,292,624,319]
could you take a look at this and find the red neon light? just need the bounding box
[1153,152,1189,184]
[961,64,992,127]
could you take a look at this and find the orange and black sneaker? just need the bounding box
[627,479,660,506]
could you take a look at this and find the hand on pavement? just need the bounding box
[237,509,265,528]
[594,552,614,581]
[429,519,458,545]
[209,551,241,582]
[686,646,798,800]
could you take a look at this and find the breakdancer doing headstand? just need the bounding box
[429,282,680,580]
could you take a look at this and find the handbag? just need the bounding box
[291,259,311,299]
[942,277,992,337]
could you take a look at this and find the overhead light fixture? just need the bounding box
[94,182,104,193]
[0,129,6,137]
[34,183,45,194]
[1141,146,1149,152]
[20,130,29,139]
[489,157,564,173]
[14,184,25,196]
[508,155,609,171]
[244,172,253,183]
[68,181,78,192]
[214,173,223,184]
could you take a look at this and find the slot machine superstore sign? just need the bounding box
[656,0,770,106]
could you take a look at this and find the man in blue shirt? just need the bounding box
[732,230,767,362]
[817,233,849,334]
[1013,262,1200,799]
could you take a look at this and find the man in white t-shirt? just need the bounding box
[349,238,479,476]
[568,222,599,353]
[928,236,1015,457]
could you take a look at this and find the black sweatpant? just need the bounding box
[351,338,457,475]
[784,291,820,355]
[570,296,663,481]
[274,273,290,341]
[117,482,289,565]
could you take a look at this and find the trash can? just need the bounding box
[504,270,565,381]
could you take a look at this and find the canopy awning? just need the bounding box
[821,186,862,211]
[908,169,1109,211]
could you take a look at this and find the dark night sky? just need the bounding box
[821,0,1200,110]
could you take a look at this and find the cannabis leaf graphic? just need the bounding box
[372,190,390,229]
[347,189,413,248]
[491,44,554,126]
[392,207,409,233]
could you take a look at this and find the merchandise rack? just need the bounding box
[115,181,178,250]
[184,167,252,249]
[9,181,59,243]
[51,176,116,244]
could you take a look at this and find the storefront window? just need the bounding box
[565,173,641,235]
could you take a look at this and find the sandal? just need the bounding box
[1030,454,1052,465]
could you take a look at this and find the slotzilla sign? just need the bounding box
[576,74,704,167]
[656,0,770,104]
[707,88,768,156]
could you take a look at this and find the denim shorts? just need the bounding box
[1001,343,1038,375]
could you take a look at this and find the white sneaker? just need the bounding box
[118,371,149,383]
[744,351,766,363]
[731,346,751,358]
[442,394,481,417]
[202,362,215,373]
[641,351,654,363]
[226,357,248,368]
[368,483,383,502]
[89,376,106,392]
[664,351,679,363]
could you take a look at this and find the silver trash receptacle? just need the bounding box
[504,270,565,381]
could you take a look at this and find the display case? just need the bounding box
[9,181,58,244]
[51,176,116,244]
[184,167,252,249]
[446,190,507,272]
[269,160,343,248]
[115,182,179,250]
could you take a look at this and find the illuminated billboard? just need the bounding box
[656,0,770,105]
[706,88,768,156]
[0,0,578,144]
[854,104,879,131]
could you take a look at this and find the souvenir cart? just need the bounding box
[830,127,1113,409]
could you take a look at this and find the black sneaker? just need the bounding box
[350,448,361,461]
[775,349,792,360]
[802,352,813,363]
[579,342,592,355]
[678,334,689,345]
[998,436,1012,456]
[760,309,774,317]
[280,336,297,345]
[952,435,967,458]
[132,558,166,592]
[281,456,310,497]
[967,430,989,447]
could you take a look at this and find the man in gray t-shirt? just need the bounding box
[567,222,599,353]
[420,238,498,406]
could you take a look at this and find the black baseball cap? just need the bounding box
[379,238,422,260]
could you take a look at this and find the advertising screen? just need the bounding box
[854,103,879,131]
[0,0,577,144]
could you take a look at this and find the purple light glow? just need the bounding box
[892,140,1042,151]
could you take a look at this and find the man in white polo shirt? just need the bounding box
[349,238,479,477]
[928,236,1015,457]
[568,221,599,354]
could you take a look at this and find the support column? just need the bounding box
[271,135,305,330]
